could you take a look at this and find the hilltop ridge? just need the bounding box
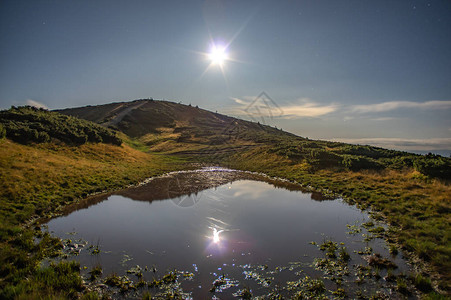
[57,99,298,155]
[57,99,293,138]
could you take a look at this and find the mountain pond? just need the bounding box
[44,168,417,299]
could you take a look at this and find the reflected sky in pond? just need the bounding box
[46,171,412,298]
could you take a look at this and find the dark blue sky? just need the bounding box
[1,0,450,153]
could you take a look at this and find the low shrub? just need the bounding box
[0,106,121,146]
[0,124,5,139]
[413,154,451,179]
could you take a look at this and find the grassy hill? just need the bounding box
[1,101,450,298]
[59,99,450,179]
[57,99,288,137]
[57,99,296,154]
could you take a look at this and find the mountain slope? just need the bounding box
[58,99,451,178]
[57,99,298,153]
[57,99,291,137]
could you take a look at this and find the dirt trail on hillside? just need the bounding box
[102,101,147,127]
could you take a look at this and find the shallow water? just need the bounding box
[46,169,413,299]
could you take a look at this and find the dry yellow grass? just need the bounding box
[0,139,186,225]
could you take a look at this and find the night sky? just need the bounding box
[1,1,450,154]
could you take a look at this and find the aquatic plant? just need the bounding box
[396,276,409,295]
[162,271,177,283]
[88,265,102,281]
[412,273,433,293]
[126,265,143,278]
[355,264,373,284]
[338,247,351,262]
[104,273,121,287]
[288,276,326,299]
[148,278,162,288]
[367,226,386,239]
[362,221,375,229]
[356,246,373,255]
[136,278,147,288]
[90,240,101,255]
[346,222,362,235]
[332,288,346,298]
[384,268,396,282]
[234,287,252,299]
[388,244,398,256]
[372,267,381,280]
[181,272,194,280]
[319,239,338,258]
[365,253,397,269]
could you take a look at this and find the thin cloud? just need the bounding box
[226,97,450,125]
[369,117,397,121]
[26,99,48,109]
[342,116,398,122]
[231,97,251,106]
[228,97,337,119]
[280,98,338,119]
[333,137,451,151]
[351,100,451,114]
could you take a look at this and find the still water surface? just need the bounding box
[46,169,412,298]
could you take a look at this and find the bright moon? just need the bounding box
[209,45,228,66]
[212,228,223,243]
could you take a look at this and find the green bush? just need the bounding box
[309,149,342,169]
[0,106,121,146]
[338,144,400,159]
[413,154,451,179]
[381,155,416,170]
[0,124,5,139]
[341,155,383,171]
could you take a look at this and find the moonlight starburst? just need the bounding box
[196,40,234,85]
[208,44,228,66]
